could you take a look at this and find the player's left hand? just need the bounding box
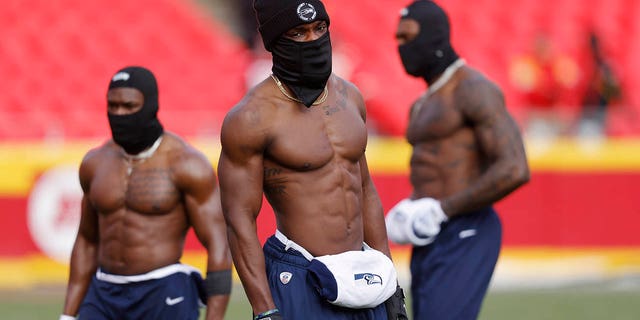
[253,309,282,320]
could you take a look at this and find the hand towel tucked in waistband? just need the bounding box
[275,230,397,308]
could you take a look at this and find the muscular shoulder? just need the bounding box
[332,74,362,96]
[160,133,216,193]
[455,68,503,102]
[78,140,116,191]
[454,67,506,120]
[220,79,276,155]
[330,74,367,119]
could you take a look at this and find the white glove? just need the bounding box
[59,315,77,320]
[405,198,448,246]
[385,199,414,244]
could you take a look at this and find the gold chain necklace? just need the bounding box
[270,74,328,106]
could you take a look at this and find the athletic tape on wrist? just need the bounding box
[59,315,77,320]
[254,308,280,320]
[205,269,232,296]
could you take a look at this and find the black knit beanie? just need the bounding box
[108,66,158,100]
[254,0,330,51]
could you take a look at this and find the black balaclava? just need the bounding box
[107,66,164,155]
[398,0,459,84]
[254,0,332,107]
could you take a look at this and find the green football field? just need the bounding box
[2,282,639,320]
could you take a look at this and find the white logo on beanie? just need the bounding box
[297,3,317,21]
[112,72,130,82]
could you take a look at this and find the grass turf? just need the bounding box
[2,284,639,319]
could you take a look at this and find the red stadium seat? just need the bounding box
[1,0,638,137]
[0,0,250,140]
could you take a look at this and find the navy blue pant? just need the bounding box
[410,207,502,320]
[263,235,388,319]
[79,269,204,320]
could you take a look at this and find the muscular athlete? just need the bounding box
[219,1,405,319]
[404,56,527,216]
[386,1,530,319]
[222,67,383,254]
[61,66,231,320]
[221,70,384,257]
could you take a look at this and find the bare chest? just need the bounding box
[89,161,181,215]
[406,95,465,145]
[267,103,367,170]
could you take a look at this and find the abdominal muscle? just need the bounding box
[97,208,188,275]
[264,161,365,257]
[409,131,482,200]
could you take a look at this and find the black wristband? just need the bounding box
[205,269,232,297]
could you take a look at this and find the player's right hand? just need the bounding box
[386,197,449,246]
[385,198,414,244]
[405,198,448,246]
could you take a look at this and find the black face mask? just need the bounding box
[108,108,163,155]
[398,1,459,84]
[107,66,164,155]
[272,32,332,107]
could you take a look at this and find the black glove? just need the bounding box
[385,285,409,320]
[254,309,283,320]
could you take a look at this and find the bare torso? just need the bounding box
[407,66,487,200]
[404,64,529,218]
[263,76,368,256]
[221,75,371,257]
[82,133,192,275]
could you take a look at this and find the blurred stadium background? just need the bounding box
[1,0,639,318]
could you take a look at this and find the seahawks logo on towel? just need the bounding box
[297,3,317,22]
[354,273,383,285]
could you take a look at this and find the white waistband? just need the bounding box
[275,230,315,261]
[274,230,371,261]
[96,263,200,284]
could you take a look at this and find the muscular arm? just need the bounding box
[360,155,392,258]
[441,79,530,217]
[177,150,232,320]
[351,83,391,257]
[62,160,99,316]
[218,106,275,316]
